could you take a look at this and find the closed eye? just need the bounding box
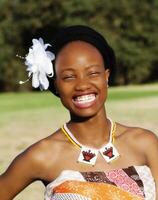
[62,74,76,80]
[88,71,101,77]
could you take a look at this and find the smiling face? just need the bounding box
[54,41,110,119]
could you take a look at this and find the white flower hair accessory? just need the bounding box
[19,38,55,90]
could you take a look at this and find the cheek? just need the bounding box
[55,80,73,106]
[57,82,72,96]
[101,86,107,100]
[97,79,108,100]
[57,86,70,108]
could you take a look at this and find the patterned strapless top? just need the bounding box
[44,165,155,200]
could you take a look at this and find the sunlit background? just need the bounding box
[0,1,158,199]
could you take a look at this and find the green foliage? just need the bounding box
[0,0,158,91]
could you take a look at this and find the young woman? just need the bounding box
[0,25,157,200]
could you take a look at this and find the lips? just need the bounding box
[72,93,97,108]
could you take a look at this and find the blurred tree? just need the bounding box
[0,0,158,91]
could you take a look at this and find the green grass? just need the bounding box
[0,84,157,200]
[0,92,61,112]
[0,84,157,113]
[0,84,157,130]
[108,84,158,101]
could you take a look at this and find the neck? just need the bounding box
[68,108,111,148]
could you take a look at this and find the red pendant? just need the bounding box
[100,142,120,163]
[78,146,98,165]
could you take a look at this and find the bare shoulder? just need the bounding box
[116,122,158,157]
[0,129,66,199]
[117,122,157,142]
[1,128,66,180]
[22,128,66,171]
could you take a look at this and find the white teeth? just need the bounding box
[75,94,96,103]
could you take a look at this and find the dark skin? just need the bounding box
[0,41,158,200]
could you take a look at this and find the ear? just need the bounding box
[105,69,110,83]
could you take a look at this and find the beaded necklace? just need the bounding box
[61,118,120,166]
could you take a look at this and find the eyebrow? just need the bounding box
[61,64,100,73]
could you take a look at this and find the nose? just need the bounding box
[75,76,91,91]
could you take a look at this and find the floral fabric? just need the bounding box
[44,165,155,200]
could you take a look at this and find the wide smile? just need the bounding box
[72,93,97,109]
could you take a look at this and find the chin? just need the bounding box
[70,112,96,122]
[69,106,105,122]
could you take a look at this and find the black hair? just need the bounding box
[48,25,116,96]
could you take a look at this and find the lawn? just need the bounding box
[0,84,158,200]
